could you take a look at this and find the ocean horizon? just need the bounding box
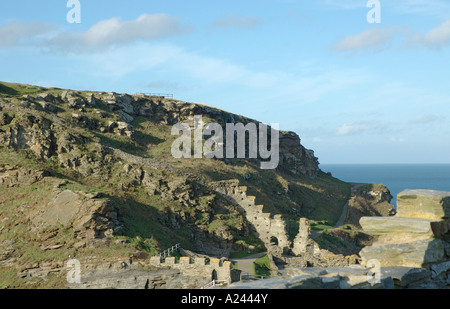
[320,164,450,207]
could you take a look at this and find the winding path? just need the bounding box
[311,183,366,239]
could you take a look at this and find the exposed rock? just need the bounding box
[0,111,13,126]
[0,164,49,187]
[36,93,56,103]
[360,234,445,268]
[360,190,450,268]
[118,110,134,123]
[227,265,395,289]
[37,189,123,241]
[37,102,58,113]
[0,114,56,160]
[360,216,445,237]
[430,261,450,279]
[278,131,319,178]
[397,189,450,220]
[380,267,431,287]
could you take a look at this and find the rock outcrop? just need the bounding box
[227,263,450,289]
[67,260,215,289]
[0,164,49,187]
[396,189,450,220]
[359,189,450,268]
[35,189,124,243]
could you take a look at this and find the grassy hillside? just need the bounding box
[0,81,355,288]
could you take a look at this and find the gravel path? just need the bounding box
[230,252,268,277]
[311,183,366,239]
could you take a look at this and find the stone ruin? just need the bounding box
[149,256,240,285]
[228,189,450,289]
[210,179,310,258]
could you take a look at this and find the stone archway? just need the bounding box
[270,236,279,246]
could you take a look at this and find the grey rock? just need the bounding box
[397,189,450,220]
[430,261,450,279]
[360,216,442,237]
[360,238,445,267]
[324,266,368,277]
[118,110,134,123]
[381,267,431,287]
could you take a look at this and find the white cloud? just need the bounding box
[334,20,450,53]
[390,0,450,17]
[0,14,191,52]
[0,20,55,47]
[409,114,446,124]
[333,27,399,54]
[335,121,383,136]
[48,14,192,52]
[409,19,450,49]
[211,13,261,29]
[389,137,406,143]
[320,0,367,10]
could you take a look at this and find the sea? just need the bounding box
[320,164,450,208]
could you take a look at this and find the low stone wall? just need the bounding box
[149,256,240,284]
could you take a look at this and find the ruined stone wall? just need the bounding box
[149,256,239,284]
[210,179,308,257]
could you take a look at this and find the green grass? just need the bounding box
[253,255,271,278]
[0,81,47,98]
[310,220,334,231]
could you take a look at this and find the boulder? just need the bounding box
[359,238,445,268]
[360,216,447,237]
[0,112,13,126]
[380,267,431,287]
[430,261,450,279]
[41,190,83,226]
[38,190,123,240]
[397,189,450,220]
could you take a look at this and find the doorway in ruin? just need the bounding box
[212,269,218,281]
[270,236,279,246]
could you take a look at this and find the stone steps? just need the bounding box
[210,180,308,257]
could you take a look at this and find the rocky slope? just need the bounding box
[0,81,390,288]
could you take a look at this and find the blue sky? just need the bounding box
[1,0,450,164]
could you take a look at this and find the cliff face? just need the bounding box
[0,89,319,178]
[278,131,319,178]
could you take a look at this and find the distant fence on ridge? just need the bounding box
[145,93,173,99]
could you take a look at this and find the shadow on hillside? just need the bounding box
[133,130,165,147]
[94,133,149,157]
[105,194,193,253]
[93,130,165,159]
[0,83,19,96]
[314,228,374,256]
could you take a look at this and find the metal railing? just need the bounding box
[145,93,173,99]
[158,243,181,258]
[202,280,216,289]
[240,272,266,281]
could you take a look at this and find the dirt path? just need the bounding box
[311,183,366,239]
[230,252,267,277]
